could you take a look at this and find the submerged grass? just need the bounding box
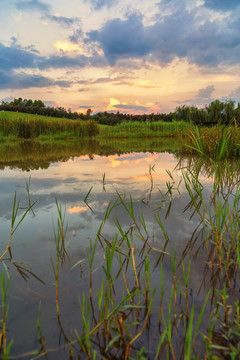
[0,163,240,358]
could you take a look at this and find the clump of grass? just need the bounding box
[182,124,240,160]
[0,111,99,139]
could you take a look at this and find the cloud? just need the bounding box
[0,43,39,71]
[78,88,90,92]
[10,36,40,54]
[15,0,50,12]
[228,86,240,102]
[113,104,149,111]
[78,75,135,85]
[69,29,83,44]
[204,0,240,10]
[0,96,14,104]
[0,70,72,90]
[43,100,58,107]
[83,0,116,10]
[38,53,106,69]
[196,85,215,99]
[88,15,151,66]
[78,105,93,109]
[174,85,216,106]
[87,6,240,68]
[0,43,106,72]
[44,15,80,28]
[134,81,160,89]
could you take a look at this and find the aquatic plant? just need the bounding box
[182,124,240,160]
[0,166,240,359]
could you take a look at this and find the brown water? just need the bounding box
[0,139,239,359]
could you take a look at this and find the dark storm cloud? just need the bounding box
[87,7,240,68]
[0,70,72,90]
[204,0,240,10]
[15,0,50,12]
[44,15,80,28]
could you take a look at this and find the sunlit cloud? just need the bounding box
[11,12,23,22]
[1,0,240,112]
[134,81,161,89]
[108,99,161,114]
[54,41,82,53]
[105,98,121,111]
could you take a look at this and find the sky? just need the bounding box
[0,0,240,114]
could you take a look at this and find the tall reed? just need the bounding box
[0,112,99,139]
[182,124,240,160]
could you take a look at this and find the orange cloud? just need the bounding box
[134,81,161,89]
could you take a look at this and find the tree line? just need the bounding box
[174,100,240,125]
[1,97,240,126]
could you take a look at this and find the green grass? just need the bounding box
[0,112,188,141]
[0,111,99,139]
[181,124,240,160]
[99,120,189,138]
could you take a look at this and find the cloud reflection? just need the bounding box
[67,206,88,214]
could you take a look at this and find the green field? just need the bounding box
[0,111,99,140]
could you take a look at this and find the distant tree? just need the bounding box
[86,108,93,117]
[33,99,45,108]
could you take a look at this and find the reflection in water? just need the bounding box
[0,137,181,171]
[0,140,239,358]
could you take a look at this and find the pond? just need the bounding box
[0,139,239,359]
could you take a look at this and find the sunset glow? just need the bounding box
[1,0,240,113]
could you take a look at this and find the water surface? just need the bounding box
[0,139,239,359]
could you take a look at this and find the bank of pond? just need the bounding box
[1,111,240,160]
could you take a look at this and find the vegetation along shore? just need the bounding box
[1,97,240,159]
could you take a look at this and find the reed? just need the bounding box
[1,165,240,359]
[0,273,13,359]
[0,111,99,139]
[99,120,189,138]
[51,200,67,317]
[182,124,240,160]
